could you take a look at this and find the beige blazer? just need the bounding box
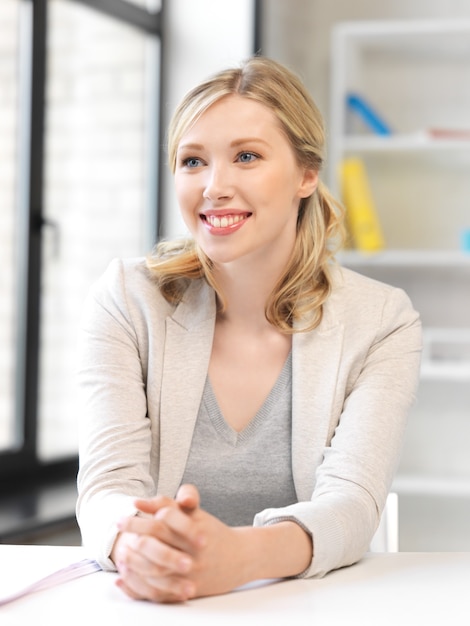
[76,257,421,578]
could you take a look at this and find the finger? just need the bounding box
[134,495,175,516]
[115,530,193,576]
[153,505,205,550]
[117,514,174,542]
[118,504,203,552]
[116,546,194,603]
[175,484,200,512]
[115,571,195,604]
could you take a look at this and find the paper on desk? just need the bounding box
[0,558,101,606]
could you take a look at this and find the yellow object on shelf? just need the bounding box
[340,157,385,252]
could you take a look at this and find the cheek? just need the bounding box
[261,170,303,207]
[174,182,203,235]
[175,178,196,212]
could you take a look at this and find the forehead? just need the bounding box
[179,94,284,142]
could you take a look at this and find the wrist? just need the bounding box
[234,521,313,583]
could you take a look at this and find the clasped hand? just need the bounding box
[112,484,247,603]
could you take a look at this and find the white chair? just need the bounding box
[369,492,399,553]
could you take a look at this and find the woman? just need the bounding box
[76,57,421,603]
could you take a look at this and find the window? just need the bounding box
[40,0,160,459]
[0,1,20,454]
[0,0,161,480]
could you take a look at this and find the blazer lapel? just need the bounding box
[156,278,345,502]
[292,320,345,501]
[157,281,216,497]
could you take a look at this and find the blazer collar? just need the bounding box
[157,278,345,503]
[157,280,216,497]
[291,280,344,500]
[291,319,344,500]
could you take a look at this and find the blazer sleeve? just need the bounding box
[75,258,161,570]
[254,282,422,579]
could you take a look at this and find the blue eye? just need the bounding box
[183,157,202,168]
[237,152,258,163]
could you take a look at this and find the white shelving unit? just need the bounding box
[330,20,470,550]
[342,133,470,153]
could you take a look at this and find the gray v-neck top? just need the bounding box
[181,353,298,526]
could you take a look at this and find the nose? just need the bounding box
[202,162,234,202]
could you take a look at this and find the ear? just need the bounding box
[298,168,318,199]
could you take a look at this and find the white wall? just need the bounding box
[160,0,256,238]
[260,0,470,123]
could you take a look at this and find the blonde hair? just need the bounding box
[147,56,345,332]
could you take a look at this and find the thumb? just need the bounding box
[175,483,200,512]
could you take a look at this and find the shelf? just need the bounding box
[342,133,470,153]
[331,20,470,548]
[337,249,470,268]
[393,474,470,498]
[334,19,470,40]
[421,328,470,380]
[420,361,470,381]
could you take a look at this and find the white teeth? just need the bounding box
[207,214,245,228]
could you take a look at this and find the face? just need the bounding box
[174,94,317,269]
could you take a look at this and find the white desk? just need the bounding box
[1,545,469,625]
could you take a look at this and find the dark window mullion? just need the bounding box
[19,0,47,468]
[71,0,161,34]
[24,0,49,464]
[0,0,47,478]
[253,0,263,54]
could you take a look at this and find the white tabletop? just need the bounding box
[1,545,469,625]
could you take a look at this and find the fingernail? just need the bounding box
[184,582,195,599]
[179,556,192,573]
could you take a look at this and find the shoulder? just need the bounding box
[88,256,169,312]
[86,257,214,323]
[324,264,420,335]
[330,264,396,298]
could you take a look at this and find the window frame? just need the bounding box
[0,0,164,487]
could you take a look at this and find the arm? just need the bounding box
[255,283,422,578]
[113,485,313,603]
[76,259,168,569]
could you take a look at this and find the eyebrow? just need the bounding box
[178,138,270,151]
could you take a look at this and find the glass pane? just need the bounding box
[124,0,161,13]
[127,0,162,13]
[39,0,159,459]
[0,1,20,452]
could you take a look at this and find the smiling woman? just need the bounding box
[76,56,422,604]
[153,59,340,331]
[174,94,316,271]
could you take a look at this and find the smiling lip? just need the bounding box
[200,211,251,235]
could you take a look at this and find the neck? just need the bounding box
[213,257,284,329]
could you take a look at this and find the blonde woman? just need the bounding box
[76,57,421,603]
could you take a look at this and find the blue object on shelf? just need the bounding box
[346,93,393,136]
[461,228,470,253]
